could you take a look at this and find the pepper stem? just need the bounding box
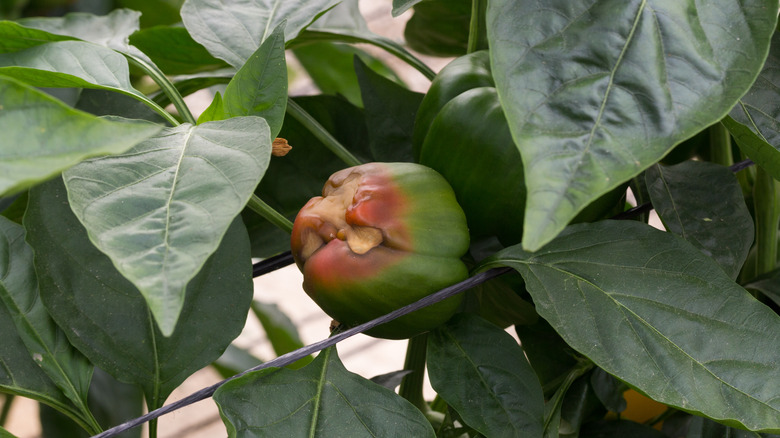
[246,194,294,234]
[399,333,429,412]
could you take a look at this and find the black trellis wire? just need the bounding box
[91,157,756,438]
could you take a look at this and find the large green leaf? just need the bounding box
[62,117,270,335]
[0,41,144,99]
[250,301,312,369]
[427,314,545,438]
[0,217,94,423]
[0,75,161,197]
[180,0,340,68]
[726,31,780,180]
[25,178,254,409]
[487,0,777,251]
[646,161,754,280]
[214,23,287,137]
[213,347,435,437]
[479,220,780,432]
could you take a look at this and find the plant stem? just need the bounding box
[709,123,733,167]
[0,394,13,427]
[467,0,483,54]
[126,54,196,125]
[246,195,294,234]
[752,166,780,277]
[399,333,429,412]
[286,98,363,167]
[292,31,436,81]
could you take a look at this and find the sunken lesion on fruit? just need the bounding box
[295,172,384,262]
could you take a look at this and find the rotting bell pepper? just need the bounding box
[290,162,470,339]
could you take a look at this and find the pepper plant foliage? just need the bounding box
[1,0,780,436]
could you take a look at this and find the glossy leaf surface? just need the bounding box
[427,314,545,438]
[62,117,270,335]
[480,220,780,432]
[214,347,434,437]
[487,0,777,250]
[17,9,141,52]
[25,178,253,408]
[180,0,340,68]
[646,161,754,279]
[0,75,161,196]
[0,217,93,416]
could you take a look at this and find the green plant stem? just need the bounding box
[126,54,196,125]
[286,98,363,167]
[292,31,436,81]
[0,394,13,427]
[467,0,483,54]
[399,333,429,412]
[752,166,780,277]
[709,123,733,167]
[246,195,294,234]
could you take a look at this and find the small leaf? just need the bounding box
[219,22,287,137]
[355,57,422,163]
[214,347,435,437]
[0,427,18,438]
[480,220,780,432]
[212,344,264,379]
[392,0,424,17]
[427,314,545,438]
[404,0,483,57]
[744,269,780,308]
[0,75,162,197]
[62,117,270,335]
[487,0,777,250]
[25,178,254,409]
[645,161,754,279]
[369,370,412,391]
[180,0,340,68]
[0,217,93,416]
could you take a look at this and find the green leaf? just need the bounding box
[0,21,74,53]
[218,22,287,137]
[17,9,141,53]
[480,220,780,432]
[251,301,312,368]
[0,41,143,98]
[214,347,435,437]
[0,427,18,438]
[355,57,421,163]
[62,117,270,335]
[427,314,545,438]
[180,0,340,68]
[645,161,754,280]
[212,344,264,379]
[486,0,777,251]
[404,0,483,57]
[515,319,578,394]
[128,25,230,75]
[580,420,668,437]
[293,42,399,108]
[25,178,254,409]
[116,0,185,28]
[726,32,780,180]
[0,75,162,197]
[0,217,94,423]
